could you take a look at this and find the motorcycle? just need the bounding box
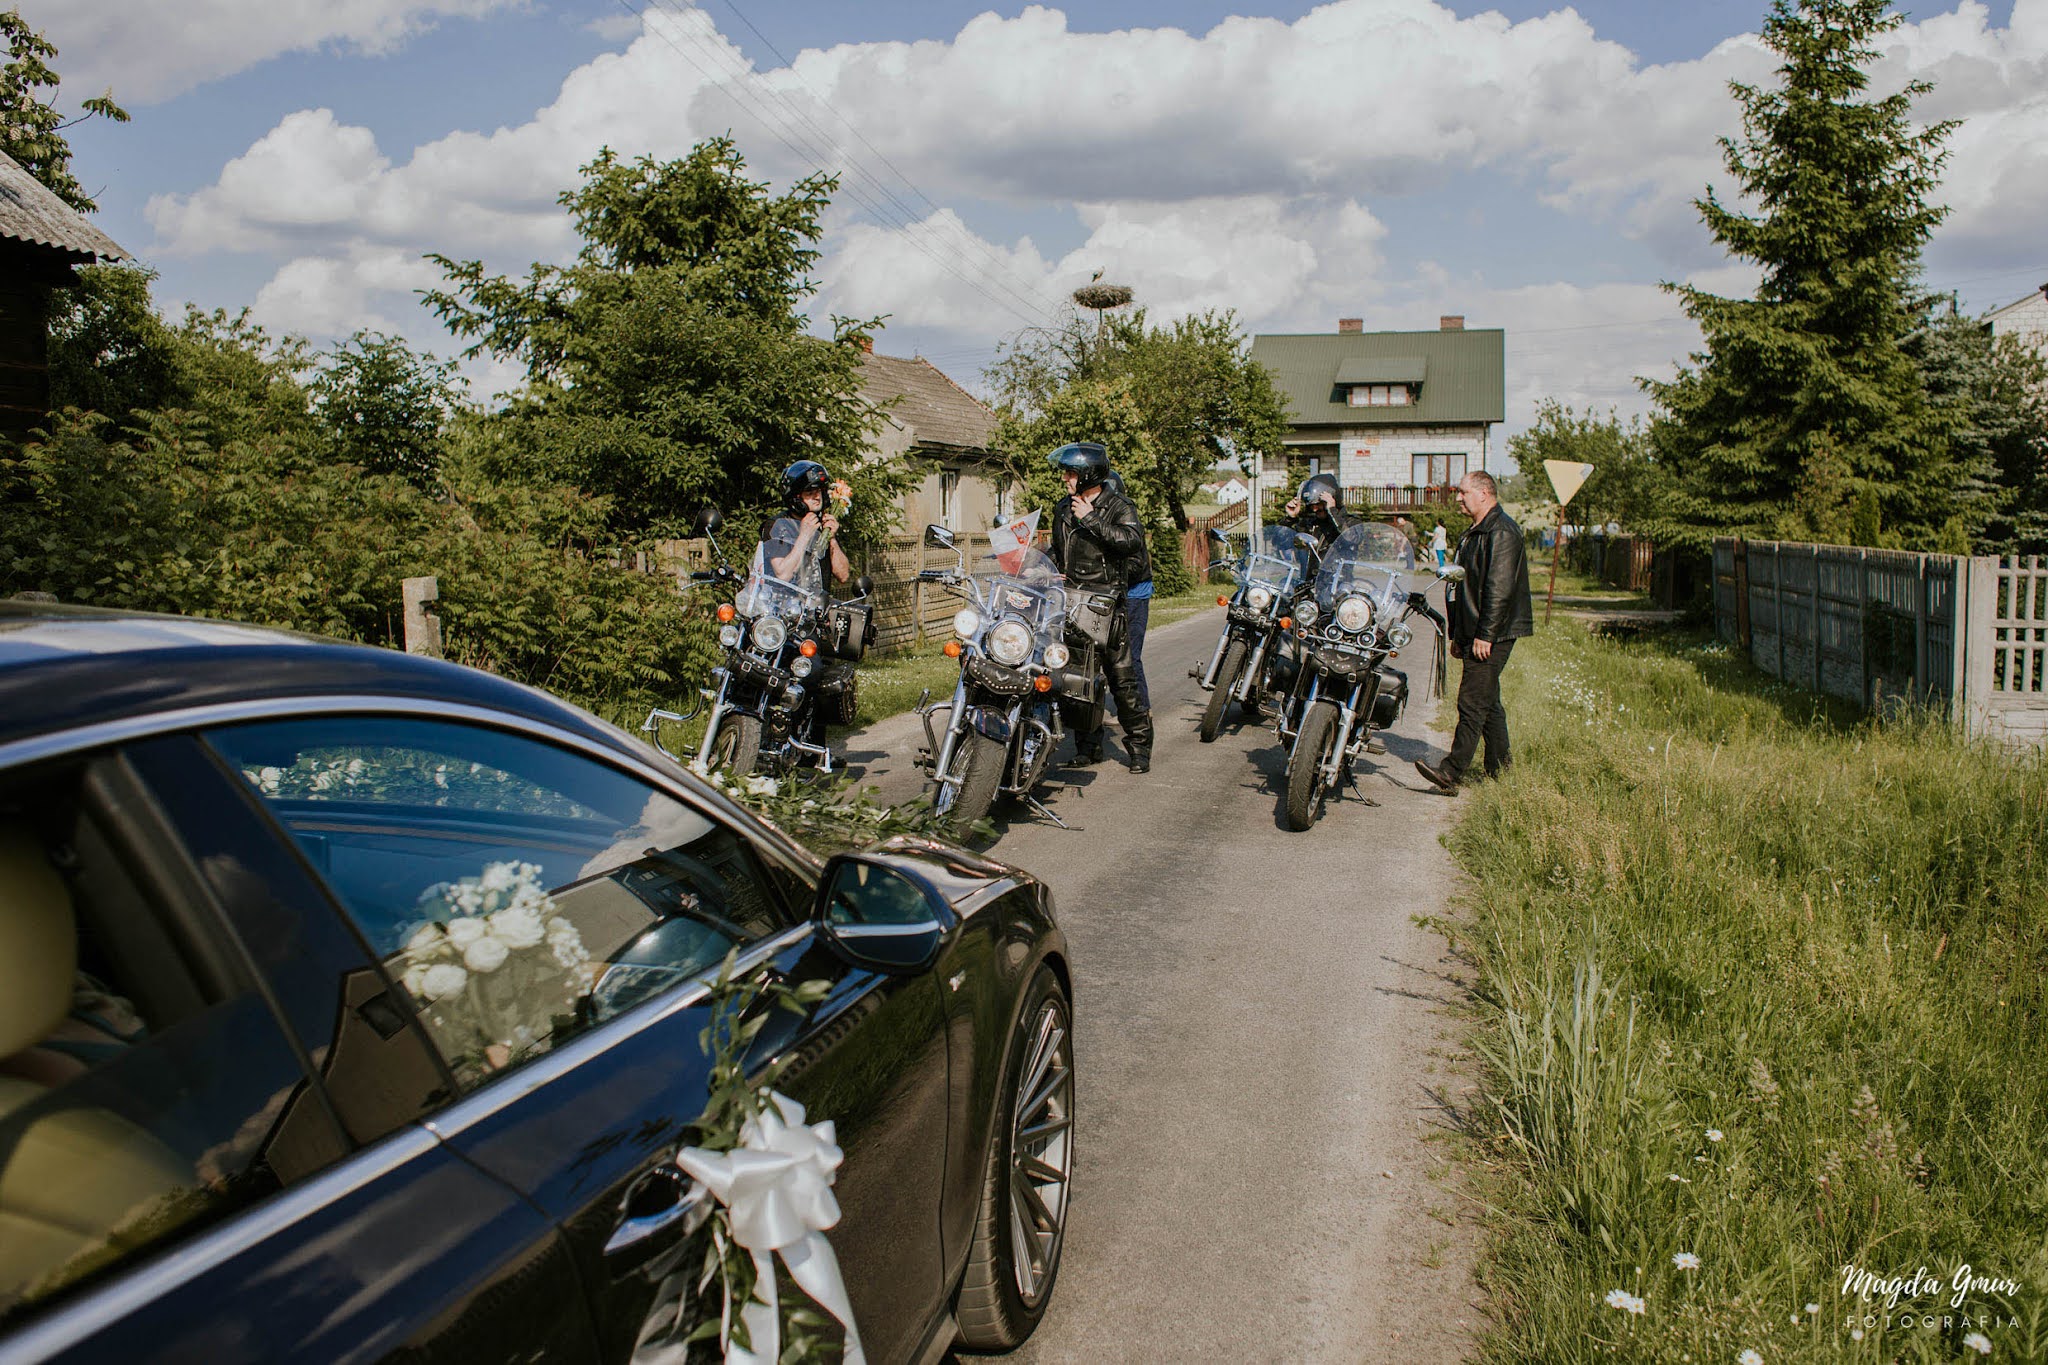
[1191,523,1317,742]
[642,507,875,777]
[913,523,1097,833]
[1271,521,1461,831]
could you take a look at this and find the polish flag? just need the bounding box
[989,511,1040,574]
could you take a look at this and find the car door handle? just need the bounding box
[604,1166,708,1257]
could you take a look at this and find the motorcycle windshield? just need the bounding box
[735,546,825,620]
[1244,524,1311,594]
[974,545,1068,632]
[1314,522,1416,607]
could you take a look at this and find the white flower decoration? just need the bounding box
[420,963,469,1000]
[490,906,547,949]
[745,775,780,797]
[444,917,487,948]
[404,923,443,955]
[463,934,511,973]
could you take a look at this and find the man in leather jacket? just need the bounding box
[1283,472,1355,553]
[1049,443,1154,773]
[1416,470,1533,791]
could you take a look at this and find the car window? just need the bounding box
[207,717,797,1092]
[0,760,350,1331]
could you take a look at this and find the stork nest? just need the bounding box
[1071,283,1134,311]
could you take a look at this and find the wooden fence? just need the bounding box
[1712,539,2048,745]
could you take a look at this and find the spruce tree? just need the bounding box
[1645,0,1958,550]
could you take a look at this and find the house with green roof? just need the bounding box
[1249,316,1505,506]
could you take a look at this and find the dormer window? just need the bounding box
[1347,384,1412,407]
[1333,354,1427,410]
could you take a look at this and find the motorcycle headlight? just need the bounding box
[1245,585,1273,612]
[791,654,814,679]
[1295,599,1319,628]
[718,624,741,648]
[1386,623,1414,650]
[987,619,1033,667]
[952,607,982,640]
[1044,642,1070,669]
[1335,595,1374,633]
[751,615,786,652]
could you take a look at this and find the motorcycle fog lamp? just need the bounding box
[1387,623,1414,650]
[987,619,1033,667]
[952,607,982,640]
[791,655,814,679]
[718,623,741,648]
[1043,642,1070,669]
[1335,594,1374,633]
[752,615,787,652]
[1246,585,1273,612]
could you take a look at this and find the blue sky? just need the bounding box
[43,1,2048,430]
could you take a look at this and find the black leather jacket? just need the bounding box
[1292,504,1357,555]
[1451,505,1534,645]
[1052,489,1147,595]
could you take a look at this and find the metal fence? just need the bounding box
[1713,540,2048,745]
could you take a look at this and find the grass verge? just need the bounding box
[1440,620,2048,1363]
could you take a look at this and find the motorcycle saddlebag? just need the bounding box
[1371,668,1409,729]
[825,604,872,662]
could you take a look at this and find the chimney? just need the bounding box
[853,335,874,354]
[1337,318,1363,334]
[1440,315,1465,331]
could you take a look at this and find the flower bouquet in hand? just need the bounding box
[398,859,595,1082]
[828,478,852,532]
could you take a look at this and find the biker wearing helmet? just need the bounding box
[763,459,850,593]
[1048,442,1155,773]
[1284,472,1355,552]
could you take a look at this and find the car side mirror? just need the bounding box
[853,573,875,598]
[923,524,956,551]
[693,506,724,536]
[813,854,952,974]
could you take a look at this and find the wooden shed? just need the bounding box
[0,151,128,443]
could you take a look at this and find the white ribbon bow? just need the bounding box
[676,1090,866,1365]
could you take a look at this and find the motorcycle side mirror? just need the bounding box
[1294,532,1320,552]
[1438,564,1468,583]
[924,524,956,551]
[853,574,875,597]
[1208,527,1230,547]
[693,506,724,536]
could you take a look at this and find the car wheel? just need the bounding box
[954,967,1073,1350]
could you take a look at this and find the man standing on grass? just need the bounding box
[1416,470,1533,792]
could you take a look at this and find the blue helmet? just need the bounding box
[781,459,829,511]
[1049,442,1110,491]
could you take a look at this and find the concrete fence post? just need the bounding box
[402,576,443,658]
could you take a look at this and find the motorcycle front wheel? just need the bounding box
[1200,637,1247,743]
[1285,699,1341,831]
[702,712,763,777]
[936,727,1005,835]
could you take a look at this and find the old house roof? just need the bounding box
[858,352,997,454]
[0,152,127,262]
[1252,328,1504,428]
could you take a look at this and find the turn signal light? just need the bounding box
[716,604,735,623]
[798,639,817,657]
[1279,616,1293,630]
[1034,675,1052,693]
[943,640,962,658]
[1217,595,1228,606]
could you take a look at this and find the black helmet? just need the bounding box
[1100,469,1127,499]
[781,459,829,510]
[1049,442,1110,491]
[1297,473,1341,513]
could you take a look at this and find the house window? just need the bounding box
[1411,454,1467,487]
[939,470,961,529]
[1347,384,1412,407]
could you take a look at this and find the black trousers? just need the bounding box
[1064,605,1153,755]
[1106,593,1152,713]
[1445,638,1515,780]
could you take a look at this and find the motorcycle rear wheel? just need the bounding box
[702,712,762,777]
[937,728,1005,835]
[1199,638,1247,743]
[1285,700,1340,831]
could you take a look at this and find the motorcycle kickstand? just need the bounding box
[1019,791,1070,829]
[1342,764,1380,807]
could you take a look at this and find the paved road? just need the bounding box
[844,605,1487,1363]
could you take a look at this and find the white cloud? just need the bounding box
[249,243,442,337]
[41,0,521,104]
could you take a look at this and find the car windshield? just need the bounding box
[1314,522,1416,607]
[974,545,1067,631]
[735,547,824,620]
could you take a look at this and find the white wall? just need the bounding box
[1287,424,1493,488]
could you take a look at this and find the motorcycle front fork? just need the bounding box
[696,672,734,766]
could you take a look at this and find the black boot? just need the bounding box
[1128,746,1151,774]
[1073,731,1105,766]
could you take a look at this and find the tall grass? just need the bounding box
[1447,623,2048,1363]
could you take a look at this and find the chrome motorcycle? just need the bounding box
[1272,521,1459,830]
[913,523,1096,833]
[643,507,874,776]
[1192,523,1316,742]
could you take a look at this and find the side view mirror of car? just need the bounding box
[813,854,952,974]
[853,574,876,598]
[923,523,956,551]
[693,506,724,536]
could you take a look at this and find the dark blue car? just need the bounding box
[0,602,1073,1364]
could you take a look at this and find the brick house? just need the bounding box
[1985,284,2048,369]
[856,346,1012,534]
[1249,316,1505,507]
[0,151,128,443]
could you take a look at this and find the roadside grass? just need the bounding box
[1438,621,2048,1363]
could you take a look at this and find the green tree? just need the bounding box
[47,263,183,425]
[1911,303,2048,553]
[1508,400,1670,535]
[1644,0,1959,552]
[0,9,128,213]
[312,331,462,490]
[423,140,901,542]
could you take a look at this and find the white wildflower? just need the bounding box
[1706,1128,1724,1142]
[420,963,469,1001]
[1737,1350,1763,1365]
[1964,1333,1991,1355]
[462,934,510,973]
[444,917,486,948]
[1849,1328,1863,1341]
[1803,1303,1818,1316]
[1604,1289,1645,1315]
[1668,1174,1691,1183]
[1673,1252,1700,1271]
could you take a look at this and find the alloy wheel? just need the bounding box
[1008,998,1073,1305]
